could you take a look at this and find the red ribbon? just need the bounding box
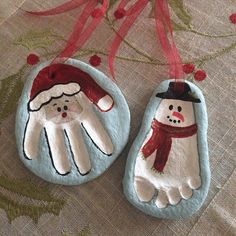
[154,0,184,80]
[25,0,88,16]
[117,0,130,10]
[26,0,108,65]
[26,0,183,81]
[109,0,184,81]
[109,0,149,79]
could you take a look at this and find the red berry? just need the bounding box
[89,55,101,67]
[194,70,207,81]
[183,63,195,74]
[27,54,40,65]
[91,8,103,18]
[230,13,236,24]
[114,8,126,19]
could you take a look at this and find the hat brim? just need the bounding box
[156,92,201,103]
[29,83,81,111]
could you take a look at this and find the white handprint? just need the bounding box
[23,91,114,176]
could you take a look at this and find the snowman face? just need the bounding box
[44,95,83,124]
[154,99,195,127]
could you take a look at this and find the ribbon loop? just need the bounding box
[26,0,88,16]
[109,0,184,81]
[26,0,108,69]
[109,0,149,79]
[154,0,184,80]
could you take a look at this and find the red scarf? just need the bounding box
[141,119,198,172]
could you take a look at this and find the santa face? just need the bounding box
[44,95,83,124]
[154,99,195,127]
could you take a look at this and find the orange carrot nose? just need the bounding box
[172,111,184,122]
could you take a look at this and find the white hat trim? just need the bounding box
[29,83,81,111]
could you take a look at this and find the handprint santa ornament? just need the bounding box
[16,0,130,185]
[24,63,114,176]
[17,60,130,185]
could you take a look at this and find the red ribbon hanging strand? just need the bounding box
[26,0,108,65]
[108,0,184,81]
[117,0,130,10]
[25,0,88,16]
[109,0,149,79]
[59,0,109,59]
[154,0,184,80]
[58,0,98,60]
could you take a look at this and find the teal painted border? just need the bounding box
[123,80,210,219]
[16,59,131,185]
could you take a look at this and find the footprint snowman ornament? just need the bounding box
[119,0,210,219]
[124,80,210,218]
[135,82,202,207]
[16,60,130,184]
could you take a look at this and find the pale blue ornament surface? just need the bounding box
[16,59,130,185]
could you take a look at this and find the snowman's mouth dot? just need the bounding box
[167,116,181,124]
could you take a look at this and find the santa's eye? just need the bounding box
[169,105,173,110]
[64,105,68,111]
[57,107,61,112]
[178,106,182,112]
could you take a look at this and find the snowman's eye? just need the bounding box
[169,105,173,110]
[57,107,61,112]
[178,106,182,112]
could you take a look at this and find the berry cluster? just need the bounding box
[183,64,207,81]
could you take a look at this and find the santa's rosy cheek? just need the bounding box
[68,104,83,113]
[45,110,61,120]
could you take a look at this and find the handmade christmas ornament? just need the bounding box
[115,0,211,218]
[16,0,130,185]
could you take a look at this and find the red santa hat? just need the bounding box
[29,63,114,112]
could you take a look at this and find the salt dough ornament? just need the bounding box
[108,0,211,218]
[123,80,210,218]
[16,59,130,185]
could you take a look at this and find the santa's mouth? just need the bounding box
[62,112,67,118]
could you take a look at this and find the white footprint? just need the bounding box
[189,176,202,189]
[134,177,155,202]
[134,176,202,208]
[179,184,193,199]
[155,190,168,208]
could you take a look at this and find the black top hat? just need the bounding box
[156,82,201,103]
